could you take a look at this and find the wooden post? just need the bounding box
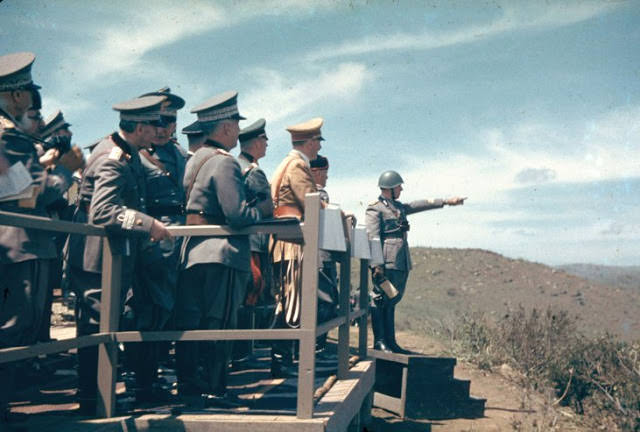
[337,248,351,379]
[358,259,369,358]
[297,193,321,419]
[96,238,122,418]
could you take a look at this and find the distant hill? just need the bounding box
[558,263,640,293]
[370,248,640,342]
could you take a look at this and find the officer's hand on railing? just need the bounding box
[150,219,171,242]
[445,196,466,206]
[57,146,86,172]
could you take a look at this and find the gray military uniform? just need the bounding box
[365,194,444,352]
[237,152,270,253]
[0,110,72,412]
[366,196,444,274]
[181,144,261,272]
[138,139,188,324]
[66,132,154,405]
[176,142,261,396]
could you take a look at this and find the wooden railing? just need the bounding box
[0,193,370,419]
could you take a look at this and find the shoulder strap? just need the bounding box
[272,156,297,208]
[185,148,222,203]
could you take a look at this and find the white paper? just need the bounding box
[318,204,347,252]
[351,225,372,259]
[369,238,384,266]
[0,161,32,200]
[0,184,37,202]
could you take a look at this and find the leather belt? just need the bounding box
[147,204,185,217]
[273,205,302,219]
[185,212,226,225]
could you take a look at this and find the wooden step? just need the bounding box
[369,350,485,420]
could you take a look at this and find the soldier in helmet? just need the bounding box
[365,170,465,353]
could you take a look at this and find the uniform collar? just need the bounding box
[289,148,310,167]
[203,138,226,151]
[240,151,255,163]
[112,132,135,156]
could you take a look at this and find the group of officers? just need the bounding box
[0,51,465,420]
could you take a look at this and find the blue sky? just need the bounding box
[2,0,639,266]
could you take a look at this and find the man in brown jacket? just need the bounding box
[269,117,324,377]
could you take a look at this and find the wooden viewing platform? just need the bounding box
[0,193,375,432]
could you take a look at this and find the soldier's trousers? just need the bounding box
[370,269,408,345]
[175,264,248,396]
[0,259,50,413]
[69,267,155,406]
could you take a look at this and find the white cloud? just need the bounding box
[62,0,337,84]
[307,2,616,61]
[326,105,640,265]
[241,62,373,123]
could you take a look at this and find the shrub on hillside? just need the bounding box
[450,306,640,430]
[550,335,640,429]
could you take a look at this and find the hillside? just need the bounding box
[558,263,640,293]
[380,248,640,342]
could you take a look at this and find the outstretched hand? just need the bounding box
[445,197,466,206]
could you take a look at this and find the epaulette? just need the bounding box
[0,115,16,130]
[108,146,130,161]
[242,162,259,176]
[218,148,231,157]
[368,200,380,207]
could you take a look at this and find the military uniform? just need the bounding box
[136,88,188,375]
[0,52,73,417]
[176,91,261,399]
[366,192,445,353]
[269,118,324,376]
[66,96,165,411]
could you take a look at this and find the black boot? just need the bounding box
[384,305,411,354]
[370,306,390,352]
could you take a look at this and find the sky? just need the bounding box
[1,0,639,266]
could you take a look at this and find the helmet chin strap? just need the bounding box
[391,188,396,200]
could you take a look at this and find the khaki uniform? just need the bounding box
[270,149,317,261]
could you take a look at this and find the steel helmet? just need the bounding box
[378,170,404,189]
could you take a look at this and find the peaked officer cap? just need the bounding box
[0,52,41,91]
[239,118,267,143]
[191,91,246,126]
[286,117,324,143]
[113,95,166,122]
[41,110,71,139]
[140,86,185,115]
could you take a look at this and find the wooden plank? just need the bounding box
[358,259,369,359]
[0,334,111,364]
[297,193,321,419]
[0,210,105,236]
[318,360,376,432]
[373,392,402,416]
[114,328,304,342]
[349,309,367,321]
[337,250,351,380]
[315,315,347,337]
[96,239,122,418]
[167,223,303,240]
